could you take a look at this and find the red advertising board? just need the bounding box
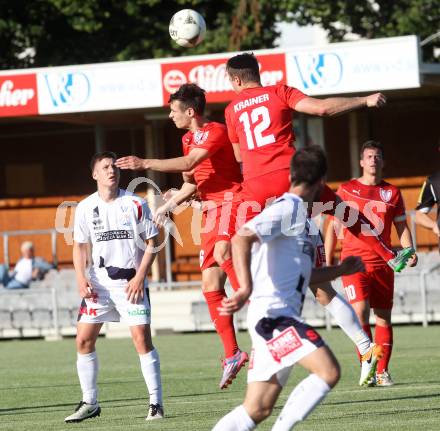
[0,74,38,117]
[161,53,286,105]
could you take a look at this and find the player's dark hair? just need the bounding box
[360,140,384,159]
[226,53,261,84]
[168,83,206,115]
[90,151,117,172]
[290,146,327,186]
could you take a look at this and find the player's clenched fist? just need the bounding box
[77,276,94,298]
[115,156,148,170]
[365,92,386,108]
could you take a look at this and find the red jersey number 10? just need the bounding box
[238,106,275,150]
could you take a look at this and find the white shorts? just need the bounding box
[77,285,151,326]
[247,314,325,385]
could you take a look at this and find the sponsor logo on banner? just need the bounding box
[43,71,90,107]
[161,53,286,104]
[0,74,38,117]
[293,52,343,90]
[380,188,392,203]
[266,326,303,363]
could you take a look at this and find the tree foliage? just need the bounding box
[0,0,280,69]
[0,0,438,69]
[279,0,440,62]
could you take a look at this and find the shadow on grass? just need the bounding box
[325,392,440,406]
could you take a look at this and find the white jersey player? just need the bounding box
[213,146,365,431]
[64,152,164,423]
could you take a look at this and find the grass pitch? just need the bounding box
[1,325,440,430]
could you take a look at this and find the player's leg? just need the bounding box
[65,322,102,423]
[317,186,414,271]
[271,346,339,431]
[130,324,164,418]
[370,266,395,386]
[311,282,371,356]
[114,285,163,420]
[212,375,283,430]
[341,272,384,386]
[202,265,248,389]
[214,240,240,292]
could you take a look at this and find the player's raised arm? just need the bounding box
[295,93,386,117]
[116,148,210,173]
[310,255,365,285]
[153,181,197,227]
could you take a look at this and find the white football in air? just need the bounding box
[169,9,206,48]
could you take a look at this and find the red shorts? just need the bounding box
[241,168,291,222]
[342,265,395,309]
[199,200,242,270]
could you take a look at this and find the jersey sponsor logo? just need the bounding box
[127,308,150,317]
[43,71,90,108]
[293,52,343,90]
[95,230,134,242]
[78,306,97,316]
[379,188,392,202]
[161,53,286,104]
[352,189,361,195]
[0,74,38,117]
[266,326,303,363]
[193,130,210,145]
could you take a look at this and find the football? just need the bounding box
[169,9,206,48]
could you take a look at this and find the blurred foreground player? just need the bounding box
[212,146,365,431]
[325,141,417,386]
[65,152,163,422]
[224,52,414,272]
[116,84,248,389]
[415,146,440,252]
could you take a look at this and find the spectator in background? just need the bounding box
[415,148,440,252]
[0,241,53,289]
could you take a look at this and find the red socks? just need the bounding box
[220,258,240,291]
[375,324,393,373]
[203,289,238,358]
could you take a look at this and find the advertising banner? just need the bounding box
[37,62,162,114]
[285,36,420,95]
[0,74,38,117]
[161,53,287,105]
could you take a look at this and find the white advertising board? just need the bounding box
[37,61,162,114]
[285,35,420,95]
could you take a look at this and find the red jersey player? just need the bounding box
[325,141,417,386]
[116,84,248,389]
[224,52,414,272]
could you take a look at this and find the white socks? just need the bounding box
[77,351,99,405]
[271,374,330,431]
[212,405,256,431]
[325,293,370,355]
[139,348,163,406]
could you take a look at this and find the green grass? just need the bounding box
[1,326,440,430]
